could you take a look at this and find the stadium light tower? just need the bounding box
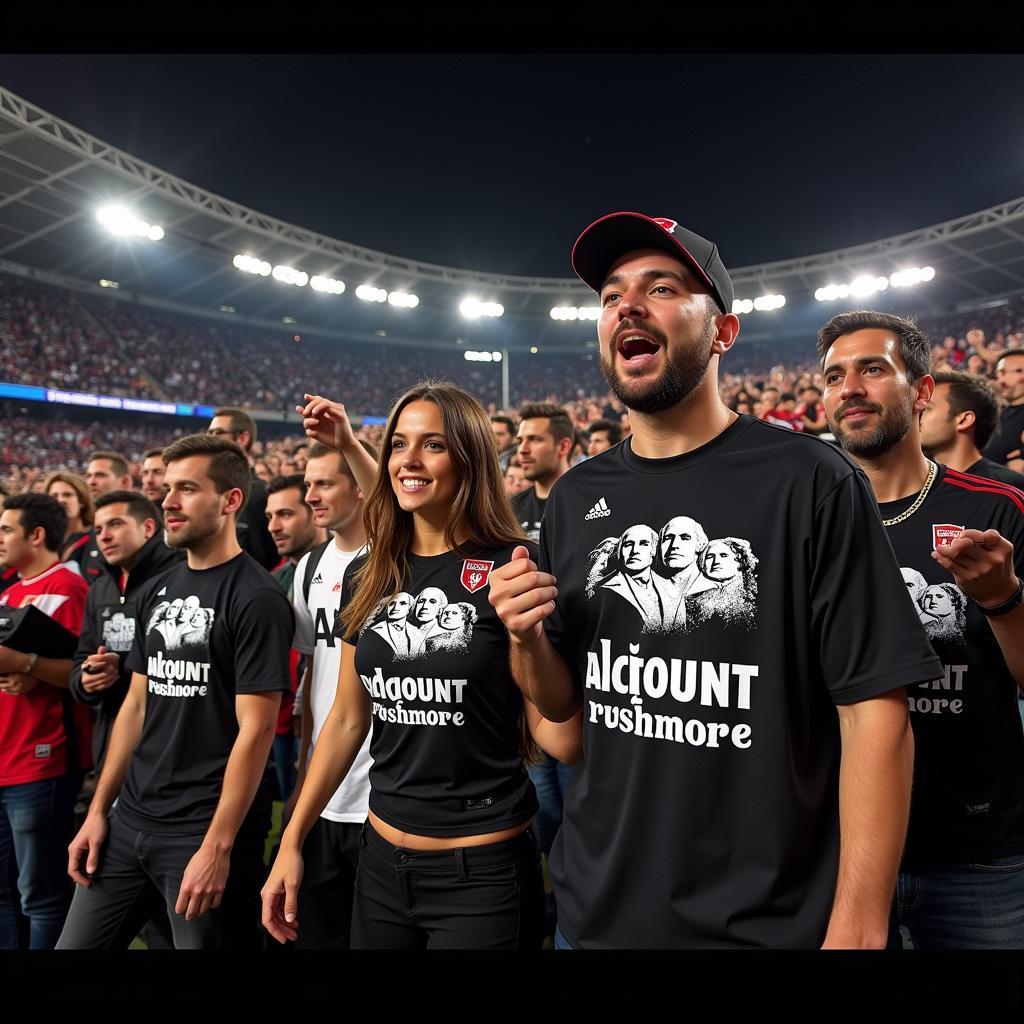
[96,204,164,241]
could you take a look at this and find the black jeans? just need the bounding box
[56,812,266,950]
[294,817,362,950]
[351,821,545,949]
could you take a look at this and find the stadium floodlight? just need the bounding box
[460,298,504,319]
[387,290,419,308]
[272,265,309,287]
[464,350,497,362]
[96,204,165,241]
[732,299,754,315]
[889,266,937,288]
[310,275,346,295]
[98,279,119,289]
[550,305,600,321]
[849,274,888,298]
[492,351,502,361]
[814,282,854,302]
[530,346,538,354]
[219,305,236,313]
[232,254,272,277]
[282,316,297,324]
[356,284,388,303]
[753,294,786,311]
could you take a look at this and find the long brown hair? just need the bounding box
[341,380,525,640]
[44,470,94,529]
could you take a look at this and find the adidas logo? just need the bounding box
[311,572,323,585]
[585,497,612,520]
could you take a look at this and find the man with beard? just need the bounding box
[819,310,1024,948]
[139,449,167,507]
[489,212,943,949]
[57,434,293,949]
[983,349,1024,469]
[265,474,327,806]
[921,371,1024,488]
[512,403,574,543]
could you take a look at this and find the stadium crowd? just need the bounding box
[1,240,1024,952]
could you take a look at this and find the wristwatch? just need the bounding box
[975,578,1024,617]
[24,651,38,675]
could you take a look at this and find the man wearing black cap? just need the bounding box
[489,212,944,948]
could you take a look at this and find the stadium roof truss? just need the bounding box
[2,83,1024,355]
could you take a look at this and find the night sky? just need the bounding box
[3,52,1024,278]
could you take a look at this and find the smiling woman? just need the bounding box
[263,380,580,950]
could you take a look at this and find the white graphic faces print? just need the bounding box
[361,585,478,661]
[900,567,967,644]
[145,594,216,651]
[586,514,759,633]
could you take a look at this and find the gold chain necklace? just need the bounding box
[881,460,937,527]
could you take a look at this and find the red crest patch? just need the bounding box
[932,523,965,549]
[461,559,494,594]
[332,581,343,592]
[652,217,677,234]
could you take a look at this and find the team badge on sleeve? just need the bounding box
[932,524,965,550]
[461,559,494,594]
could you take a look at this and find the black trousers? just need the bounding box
[56,813,266,950]
[351,821,545,949]
[294,817,362,950]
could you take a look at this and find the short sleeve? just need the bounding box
[811,471,943,704]
[292,550,315,655]
[333,556,366,647]
[537,504,571,663]
[232,585,295,694]
[49,575,88,636]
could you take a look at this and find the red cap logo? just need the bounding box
[652,217,678,234]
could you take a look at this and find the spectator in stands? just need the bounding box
[69,490,180,772]
[58,434,293,949]
[139,448,166,506]
[0,493,90,949]
[795,385,829,434]
[285,438,373,949]
[984,349,1024,469]
[586,418,622,456]
[921,370,1024,487]
[84,452,133,501]
[80,452,134,585]
[504,458,529,497]
[512,402,574,543]
[264,474,327,805]
[490,415,518,473]
[44,471,94,568]
[207,408,279,572]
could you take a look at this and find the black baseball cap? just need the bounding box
[571,212,734,315]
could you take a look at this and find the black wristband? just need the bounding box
[975,578,1024,617]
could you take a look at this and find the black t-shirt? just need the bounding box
[511,487,547,543]
[337,544,538,838]
[121,552,294,834]
[879,463,1024,867]
[967,456,1024,490]
[982,403,1024,465]
[541,416,943,949]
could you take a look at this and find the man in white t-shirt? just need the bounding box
[289,439,373,948]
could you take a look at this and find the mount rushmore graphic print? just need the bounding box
[585,514,759,634]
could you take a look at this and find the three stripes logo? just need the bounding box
[311,572,323,585]
[585,497,612,520]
